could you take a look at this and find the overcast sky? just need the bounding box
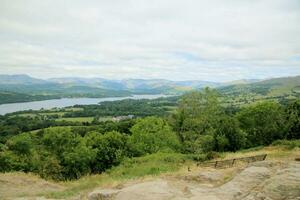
[0,0,299,82]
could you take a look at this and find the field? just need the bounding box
[55,117,94,123]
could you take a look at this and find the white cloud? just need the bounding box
[0,0,299,81]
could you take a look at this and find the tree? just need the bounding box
[41,128,82,157]
[62,142,96,179]
[41,127,96,179]
[6,133,33,155]
[236,101,287,147]
[214,116,245,151]
[129,117,180,156]
[170,88,223,153]
[286,100,300,139]
[85,131,129,173]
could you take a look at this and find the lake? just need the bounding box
[0,94,168,115]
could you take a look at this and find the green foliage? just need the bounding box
[214,116,246,151]
[64,97,177,118]
[237,101,287,146]
[196,134,215,153]
[129,117,180,156]
[6,133,33,155]
[86,131,129,173]
[170,88,224,153]
[285,100,300,139]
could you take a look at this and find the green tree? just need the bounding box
[214,116,246,151]
[6,133,33,155]
[62,142,96,179]
[236,101,287,147]
[170,88,223,153]
[41,128,82,158]
[286,100,300,139]
[85,131,129,173]
[129,117,180,156]
[41,127,96,179]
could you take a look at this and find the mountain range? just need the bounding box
[0,74,253,93]
[0,74,299,104]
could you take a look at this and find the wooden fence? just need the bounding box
[197,154,267,169]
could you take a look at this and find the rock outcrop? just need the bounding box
[88,161,300,200]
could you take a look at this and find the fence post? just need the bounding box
[263,154,267,160]
[215,161,218,168]
[232,159,235,167]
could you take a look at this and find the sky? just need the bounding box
[0,0,300,82]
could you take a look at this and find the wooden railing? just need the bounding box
[197,154,267,169]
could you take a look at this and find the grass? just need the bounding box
[55,116,113,123]
[41,152,194,199]
[55,117,94,123]
[219,142,300,161]
[107,152,193,179]
[14,112,66,118]
[271,139,300,149]
[64,107,84,112]
[40,112,66,116]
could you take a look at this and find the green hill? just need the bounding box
[219,76,300,106]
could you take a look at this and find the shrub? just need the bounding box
[129,117,180,156]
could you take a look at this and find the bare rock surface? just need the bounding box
[115,179,185,200]
[88,161,300,200]
[88,189,120,200]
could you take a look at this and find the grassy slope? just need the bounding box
[220,75,300,96]
[0,91,59,104]
[0,142,299,199]
[218,76,300,107]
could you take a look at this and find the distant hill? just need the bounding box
[0,74,48,85]
[223,79,261,86]
[0,74,299,104]
[48,77,220,93]
[218,76,300,106]
[220,76,300,95]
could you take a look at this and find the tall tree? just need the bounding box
[129,117,179,156]
[286,100,300,139]
[170,88,223,153]
[236,101,287,147]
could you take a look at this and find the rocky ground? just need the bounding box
[88,160,300,200]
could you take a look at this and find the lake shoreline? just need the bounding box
[0,94,169,115]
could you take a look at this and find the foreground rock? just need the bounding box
[88,161,300,200]
[88,189,120,200]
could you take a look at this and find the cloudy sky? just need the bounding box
[0,0,299,82]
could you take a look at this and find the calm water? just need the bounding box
[0,94,168,115]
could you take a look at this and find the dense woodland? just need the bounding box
[0,88,299,180]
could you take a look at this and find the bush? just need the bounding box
[237,101,287,147]
[129,117,180,156]
[86,131,129,173]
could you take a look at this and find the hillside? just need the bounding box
[220,76,300,96]
[0,91,59,104]
[219,76,300,106]
[0,144,299,199]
